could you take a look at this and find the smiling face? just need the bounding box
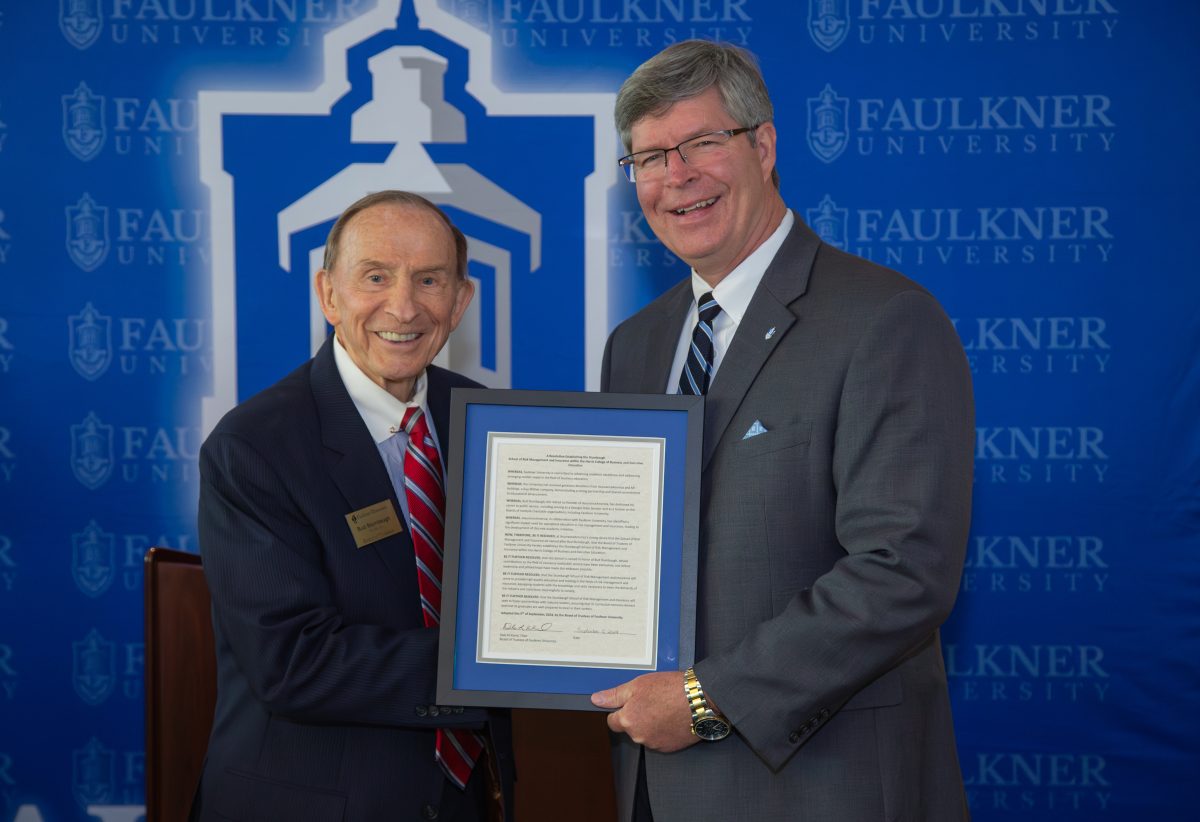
[315,202,474,402]
[630,86,786,285]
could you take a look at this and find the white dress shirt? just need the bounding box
[666,210,794,393]
[332,334,440,524]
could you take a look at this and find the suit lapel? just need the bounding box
[425,366,454,465]
[310,337,422,609]
[701,213,821,468]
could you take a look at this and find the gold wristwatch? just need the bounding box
[684,666,730,741]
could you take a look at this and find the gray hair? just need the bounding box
[615,40,777,187]
[322,190,468,279]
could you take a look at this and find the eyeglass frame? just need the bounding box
[617,125,761,183]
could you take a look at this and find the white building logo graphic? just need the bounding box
[198,0,616,434]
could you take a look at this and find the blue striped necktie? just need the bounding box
[678,292,722,395]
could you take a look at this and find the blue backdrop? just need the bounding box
[1,1,1197,819]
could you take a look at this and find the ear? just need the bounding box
[754,122,778,184]
[314,268,340,327]
[448,276,476,332]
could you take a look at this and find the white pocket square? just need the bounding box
[742,420,768,440]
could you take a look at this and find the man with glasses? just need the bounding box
[591,41,974,822]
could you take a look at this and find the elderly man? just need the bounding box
[197,191,512,821]
[592,41,975,821]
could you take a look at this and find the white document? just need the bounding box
[477,433,665,669]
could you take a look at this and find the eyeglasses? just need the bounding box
[618,125,759,183]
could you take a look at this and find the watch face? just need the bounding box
[694,716,731,741]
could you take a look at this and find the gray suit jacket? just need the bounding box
[601,215,974,821]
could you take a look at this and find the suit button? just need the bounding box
[429,705,441,717]
[453,706,464,714]
[788,731,800,744]
[421,804,439,820]
[415,705,428,717]
[818,709,830,721]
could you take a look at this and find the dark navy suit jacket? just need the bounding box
[196,337,512,821]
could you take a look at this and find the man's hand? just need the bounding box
[591,670,698,753]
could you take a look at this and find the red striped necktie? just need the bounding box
[400,406,484,789]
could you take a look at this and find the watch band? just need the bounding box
[684,666,730,740]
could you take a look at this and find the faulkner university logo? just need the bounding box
[73,520,116,597]
[69,302,113,380]
[73,629,116,705]
[63,82,106,161]
[470,0,754,50]
[72,737,115,808]
[61,0,103,50]
[807,84,849,163]
[805,84,1115,160]
[66,193,110,271]
[71,411,114,489]
[962,751,1111,813]
[806,194,848,249]
[806,193,1114,269]
[808,0,849,52]
[961,534,1109,596]
[199,0,615,433]
[808,1,1120,50]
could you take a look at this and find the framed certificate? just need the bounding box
[436,389,702,710]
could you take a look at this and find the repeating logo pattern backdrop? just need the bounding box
[1,1,1196,819]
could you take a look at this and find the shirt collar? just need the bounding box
[690,209,794,325]
[331,334,428,444]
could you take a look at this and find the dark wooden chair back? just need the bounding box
[144,546,216,822]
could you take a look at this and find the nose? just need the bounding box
[663,146,698,185]
[384,278,420,322]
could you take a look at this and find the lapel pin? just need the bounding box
[764,326,776,341]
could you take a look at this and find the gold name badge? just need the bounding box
[344,500,404,548]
